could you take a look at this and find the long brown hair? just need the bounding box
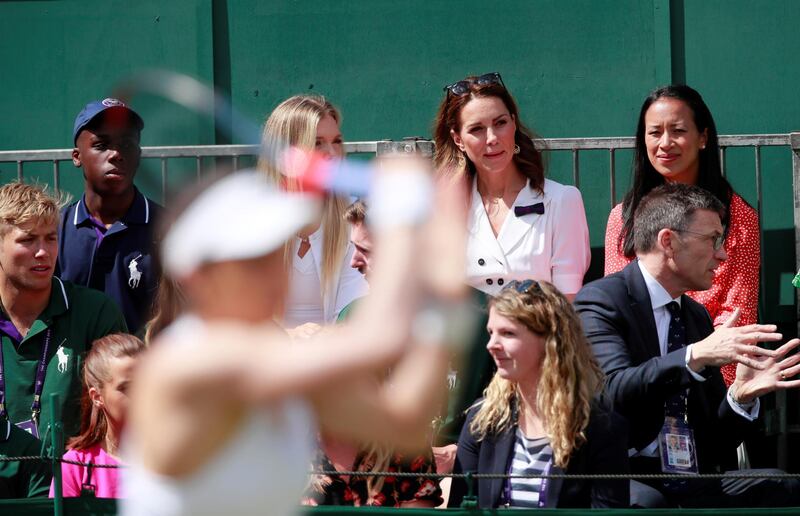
[469,281,603,468]
[433,76,545,192]
[68,334,146,450]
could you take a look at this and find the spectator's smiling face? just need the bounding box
[0,218,57,292]
[486,307,545,382]
[451,96,517,176]
[73,116,141,197]
[644,98,708,185]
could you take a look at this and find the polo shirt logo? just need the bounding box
[56,346,69,373]
[128,254,143,289]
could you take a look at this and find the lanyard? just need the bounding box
[502,450,551,508]
[538,461,551,508]
[0,328,53,423]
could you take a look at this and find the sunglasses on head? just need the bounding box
[503,279,543,296]
[443,72,505,97]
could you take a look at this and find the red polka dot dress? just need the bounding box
[603,193,761,386]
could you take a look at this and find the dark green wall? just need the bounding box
[680,1,800,324]
[1,0,798,323]
[1,0,215,150]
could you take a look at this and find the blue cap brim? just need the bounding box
[73,101,144,145]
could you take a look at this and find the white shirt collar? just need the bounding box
[637,260,681,310]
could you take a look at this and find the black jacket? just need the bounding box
[574,260,755,472]
[448,401,630,508]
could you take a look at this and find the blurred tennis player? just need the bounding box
[120,156,468,515]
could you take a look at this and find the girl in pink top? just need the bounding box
[50,333,145,498]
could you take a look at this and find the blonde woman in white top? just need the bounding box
[258,95,368,328]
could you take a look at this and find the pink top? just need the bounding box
[49,444,123,498]
[604,193,761,386]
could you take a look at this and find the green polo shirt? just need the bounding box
[335,298,360,323]
[0,420,51,498]
[1,278,127,451]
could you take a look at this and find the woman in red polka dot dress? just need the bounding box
[604,85,760,386]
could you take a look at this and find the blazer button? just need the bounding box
[497,278,504,286]
[478,258,485,266]
[486,279,493,285]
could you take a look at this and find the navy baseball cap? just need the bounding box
[72,98,144,144]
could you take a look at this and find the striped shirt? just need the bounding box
[506,429,552,509]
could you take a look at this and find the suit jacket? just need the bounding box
[448,402,629,509]
[574,260,755,473]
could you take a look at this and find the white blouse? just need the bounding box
[466,177,591,296]
[285,239,325,328]
[283,226,369,326]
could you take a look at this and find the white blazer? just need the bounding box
[466,177,591,297]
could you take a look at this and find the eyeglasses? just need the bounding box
[504,279,543,295]
[443,72,505,97]
[671,228,726,251]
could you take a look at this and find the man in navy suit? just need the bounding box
[576,183,800,507]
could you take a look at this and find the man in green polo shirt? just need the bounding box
[0,183,126,454]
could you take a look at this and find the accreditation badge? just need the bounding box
[16,419,39,439]
[658,417,698,474]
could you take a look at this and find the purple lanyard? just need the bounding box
[503,455,551,508]
[0,328,53,423]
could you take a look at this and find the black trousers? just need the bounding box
[630,457,800,508]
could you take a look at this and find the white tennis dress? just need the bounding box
[120,316,315,516]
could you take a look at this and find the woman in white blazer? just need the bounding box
[433,73,590,299]
[258,95,368,327]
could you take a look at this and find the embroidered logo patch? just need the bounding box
[56,346,69,373]
[101,98,126,108]
[128,254,143,289]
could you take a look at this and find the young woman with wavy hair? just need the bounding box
[257,95,368,329]
[51,333,146,498]
[448,280,629,509]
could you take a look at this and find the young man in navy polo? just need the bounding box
[57,98,162,335]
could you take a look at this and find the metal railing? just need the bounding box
[0,133,792,210]
[0,142,385,200]
[2,133,799,468]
